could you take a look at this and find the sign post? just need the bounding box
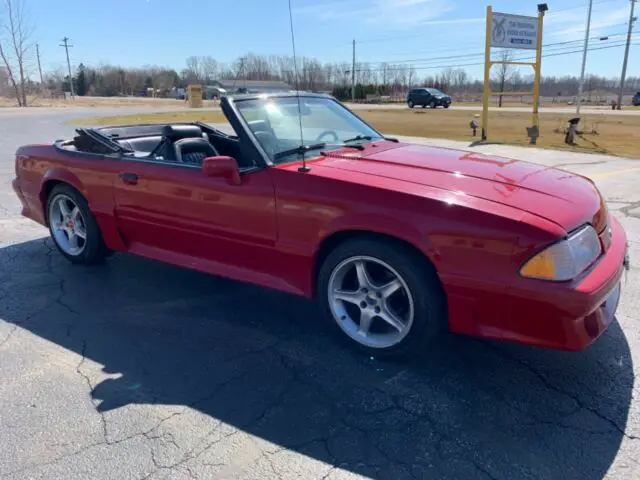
[481,5,547,142]
[481,6,493,141]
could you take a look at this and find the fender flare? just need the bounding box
[317,212,440,264]
[39,168,88,220]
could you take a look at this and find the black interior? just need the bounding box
[60,122,255,170]
[101,123,252,168]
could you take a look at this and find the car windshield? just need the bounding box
[427,88,445,96]
[234,96,383,164]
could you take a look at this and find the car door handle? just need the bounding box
[119,172,138,185]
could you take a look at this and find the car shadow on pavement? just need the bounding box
[0,237,635,479]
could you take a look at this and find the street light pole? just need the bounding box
[616,0,637,110]
[576,0,593,115]
[351,39,356,102]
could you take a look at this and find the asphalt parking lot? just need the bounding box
[0,108,639,480]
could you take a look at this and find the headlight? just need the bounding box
[520,225,602,281]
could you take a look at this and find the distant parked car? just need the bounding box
[632,92,640,106]
[407,88,452,109]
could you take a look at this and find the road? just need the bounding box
[0,108,639,480]
[350,103,640,115]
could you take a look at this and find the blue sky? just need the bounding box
[32,0,638,81]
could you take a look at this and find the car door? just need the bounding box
[112,156,279,279]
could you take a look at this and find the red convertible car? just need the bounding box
[12,92,629,356]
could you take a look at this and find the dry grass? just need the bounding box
[69,108,640,158]
[0,95,220,108]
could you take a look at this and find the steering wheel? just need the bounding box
[315,130,339,143]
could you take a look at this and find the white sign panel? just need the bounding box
[491,12,538,50]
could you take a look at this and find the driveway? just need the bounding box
[0,108,638,479]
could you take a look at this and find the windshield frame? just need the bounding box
[227,93,386,167]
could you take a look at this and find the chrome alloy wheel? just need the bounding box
[48,194,87,256]
[327,255,415,349]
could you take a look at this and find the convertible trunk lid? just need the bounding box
[315,143,606,233]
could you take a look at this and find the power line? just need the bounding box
[358,31,631,67]
[349,40,635,73]
[331,21,632,68]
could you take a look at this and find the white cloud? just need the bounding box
[545,5,631,42]
[295,0,458,28]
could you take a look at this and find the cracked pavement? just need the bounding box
[0,108,639,479]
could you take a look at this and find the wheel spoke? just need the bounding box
[354,261,373,290]
[67,232,79,249]
[378,306,406,332]
[58,198,71,217]
[358,310,375,336]
[334,288,362,306]
[379,278,401,299]
[74,226,87,239]
[71,206,80,221]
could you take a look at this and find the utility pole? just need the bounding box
[232,56,246,91]
[59,37,75,99]
[351,39,356,102]
[616,0,636,110]
[35,43,44,85]
[576,0,593,115]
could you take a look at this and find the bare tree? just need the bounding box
[492,50,514,107]
[407,65,415,89]
[0,0,33,106]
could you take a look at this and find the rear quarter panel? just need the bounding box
[15,144,126,251]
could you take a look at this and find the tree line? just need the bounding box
[45,54,639,102]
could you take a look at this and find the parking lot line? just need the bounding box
[590,167,640,180]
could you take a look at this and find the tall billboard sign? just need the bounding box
[482,6,546,143]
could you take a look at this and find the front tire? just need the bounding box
[46,184,109,265]
[429,100,437,109]
[317,237,447,357]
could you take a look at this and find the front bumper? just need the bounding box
[473,215,629,350]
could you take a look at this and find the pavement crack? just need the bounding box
[552,160,607,168]
[619,200,640,220]
[487,344,638,440]
[0,324,18,349]
[56,278,80,315]
[74,340,110,444]
[472,459,500,480]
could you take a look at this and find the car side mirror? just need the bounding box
[202,156,241,185]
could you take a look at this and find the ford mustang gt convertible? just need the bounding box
[12,92,630,356]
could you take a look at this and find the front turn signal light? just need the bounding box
[520,225,601,281]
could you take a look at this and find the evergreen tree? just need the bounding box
[75,63,87,96]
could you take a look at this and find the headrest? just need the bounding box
[162,124,203,141]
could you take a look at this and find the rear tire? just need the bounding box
[317,237,447,357]
[46,184,110,265]
[429,100,437,108]
[408,100,414,108]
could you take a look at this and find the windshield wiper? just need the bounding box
[273,143,327,160]
[343,134,399,144]
[274,142,367,159]
[343,135,373,143]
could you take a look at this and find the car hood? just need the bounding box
[314,143,605,233]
